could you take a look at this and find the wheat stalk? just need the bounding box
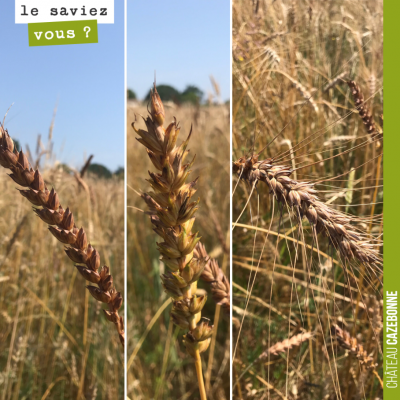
[132,84,213,399]
[0,124,124,347]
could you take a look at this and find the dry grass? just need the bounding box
[232,0,383,398]
[127,101,230,399]
[0,142,124,398]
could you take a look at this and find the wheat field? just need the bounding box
[232,0,383,399]
[0,1,387,398]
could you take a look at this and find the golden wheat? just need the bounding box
[132,84,215,399]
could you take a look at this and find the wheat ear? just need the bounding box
[259,331,313,359]
[347,80,377,135]
[0,125,124,347]
[194,242,230,313]
[234,331,313,386]
[323,72,348,92]
[132,84,212,399]
[287,76,319,113]
[331,324,377,370]
[233,155,382,269]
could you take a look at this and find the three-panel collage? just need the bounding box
[0,0,386,399]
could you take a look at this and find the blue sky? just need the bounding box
[0,2,124,171]
[127,0,230,102]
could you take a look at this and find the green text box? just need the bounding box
[28,20,98,46]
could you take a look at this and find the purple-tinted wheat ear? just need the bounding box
[347,80,378,136]
[0,128,124,348]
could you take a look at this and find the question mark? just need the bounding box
[84,26,91,38]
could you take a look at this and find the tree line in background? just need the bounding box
[61,163,124,179]
[12,137,123,180]
[127,84,204,105]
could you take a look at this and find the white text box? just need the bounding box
[15,1,114,24]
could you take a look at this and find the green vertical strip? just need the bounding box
[384,0,400,397]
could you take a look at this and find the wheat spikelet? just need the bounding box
[233,155,382,268]
[194,242,230,313]
[331,324,377,370]
[0,124,124,347]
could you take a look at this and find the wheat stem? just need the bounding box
[205,304,220,392]
[194,349,207,400]
[127,297,171,370]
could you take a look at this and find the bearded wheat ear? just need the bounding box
[347,80,379,136]
[194,242,230,313]
[234,331,314,389]
[0,124,124,347]
[132,84,213,400]
[233,155,382,269]
[331,324,377,370]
